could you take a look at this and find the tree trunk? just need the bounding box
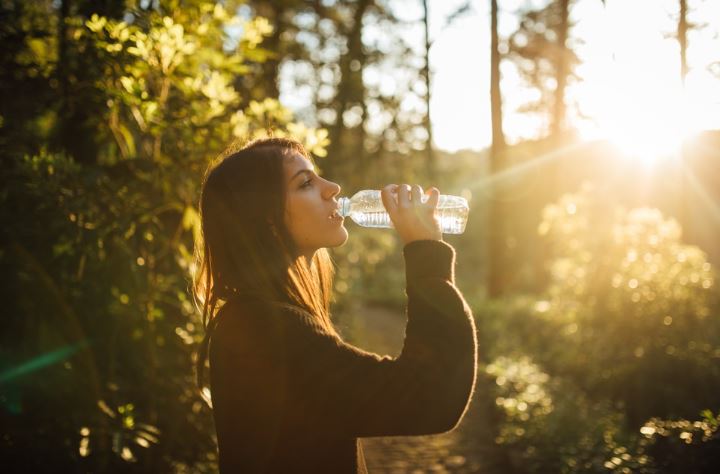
[551,0,569,138]
[327,0,371,183]
[678,0,688,87]
[56,0,72,157]
[490,0,505,151]
[256,2,282,99]
[488,0,507,298]
[422,0,436,182]
[678,0,690,241]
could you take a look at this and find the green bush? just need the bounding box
[477,183,720,473]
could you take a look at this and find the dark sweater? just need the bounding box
[208,239,478,473]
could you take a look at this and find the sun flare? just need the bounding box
[569,0,720,167]
[578,71,711,166]
[600,91,693,163]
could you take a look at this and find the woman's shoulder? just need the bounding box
[209,297,330,365]
[209,298,280,358]
[211,296,311,340]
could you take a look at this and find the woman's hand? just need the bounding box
[381,184,442,245]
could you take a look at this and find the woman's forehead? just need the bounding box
[284,152,315,174]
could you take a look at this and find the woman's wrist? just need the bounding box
[403,240,455,283]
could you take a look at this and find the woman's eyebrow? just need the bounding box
[290,169,315,182]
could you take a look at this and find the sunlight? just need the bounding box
[596,89,699,165]
[577,74,707,166]
[683,163,720,227]
[571,0,717,167]
[0,341,89,383]
[464,141,596,196]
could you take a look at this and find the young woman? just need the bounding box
[193,137,477,473]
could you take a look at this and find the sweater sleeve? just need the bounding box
[285,239,478,438]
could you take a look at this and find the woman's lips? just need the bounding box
[328,209,343,221]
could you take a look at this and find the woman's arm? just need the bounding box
[284,239,477,438]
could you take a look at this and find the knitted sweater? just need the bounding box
[208,239,478,473]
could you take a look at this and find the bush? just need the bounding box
[477,183,720,473]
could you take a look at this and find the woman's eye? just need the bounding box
[300,178,313,188]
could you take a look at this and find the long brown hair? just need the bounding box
[192,137,337,390]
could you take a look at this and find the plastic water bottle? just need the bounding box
[338,190,469,234]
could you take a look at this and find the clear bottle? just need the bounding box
[338,189,469,234]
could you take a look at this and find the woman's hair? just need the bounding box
[192,137,337,390]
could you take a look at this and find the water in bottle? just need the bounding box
[337,189,469,234]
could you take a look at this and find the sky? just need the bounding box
[404,0,720,152]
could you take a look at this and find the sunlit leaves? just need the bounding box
[483,354,645,472]
[78,426,91,457]
[91,16,197,74]
[287,123,330,158]
[200,71,238,104]
[241,17,274,49]
[486,356,554,429]
[247,98,293,125]
[538,183,716,342]
[641,411,720,444]
[482,182,720,471]
[181,206,201,246]
[91,400,160,464]
[85,10,328,163]
[85,14,107,33]
[227,100,330,158]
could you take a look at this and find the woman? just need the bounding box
[193,137,477,473]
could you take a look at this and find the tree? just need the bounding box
[678,0,689,86]
[277,0,427,188]
[488,0,508,298]
[421,0,436,182]
[552,0,569,137]
[506,0,581,139]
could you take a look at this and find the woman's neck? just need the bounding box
[302,252,316,269]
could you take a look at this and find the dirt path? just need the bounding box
[361,430,486,473]
[335,304,499,474]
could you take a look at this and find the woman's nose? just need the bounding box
[325,180,341,198]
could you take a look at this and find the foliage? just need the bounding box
[535,183,719,421]
[638,410,720,473]
[1,3,327,472]
[485,355,647,473]
[82,7,328,165]
[330,227,401,310]
[477,183,720,473]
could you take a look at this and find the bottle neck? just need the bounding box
[338,197,350,217]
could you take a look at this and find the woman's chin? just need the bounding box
[331,227,349,247]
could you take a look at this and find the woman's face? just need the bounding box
[282,151,348,258]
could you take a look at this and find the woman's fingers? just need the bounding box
[381,184,399,214]
[382,183,437,209]
[398,184,411,208]
[411,184,423,205]
[425,186,440,209]
[380,183,442,244]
